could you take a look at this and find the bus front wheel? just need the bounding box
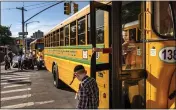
[53,65,63,89]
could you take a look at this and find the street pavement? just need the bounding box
[0,65,77,109]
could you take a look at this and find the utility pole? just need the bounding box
[0,1,1,25]
[16,7,27,54]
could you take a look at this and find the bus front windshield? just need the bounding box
[36,43,44,50]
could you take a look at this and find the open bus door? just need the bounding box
[90,1,112,108]
[90,1,147,109]
[110,2,147,108]
[117,1,147,109]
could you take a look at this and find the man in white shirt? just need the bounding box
[29,52,34,69]
[17,53,22,70]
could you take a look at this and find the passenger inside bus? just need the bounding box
[92,30,136,67]
[92,31,129,54]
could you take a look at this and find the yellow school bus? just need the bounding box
[44,1,176,109]
[30,38,44,58]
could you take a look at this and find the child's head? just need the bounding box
[74,65,87,81]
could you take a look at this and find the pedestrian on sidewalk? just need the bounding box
[29,52,34,70]
[7,48,13,66]
[4,53,11,70]
[71,65,99,109]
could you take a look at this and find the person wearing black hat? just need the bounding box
[71,65,99,109]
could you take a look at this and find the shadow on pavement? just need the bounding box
[59,82,75,93]
[1,70,31,75]
[1,70,22,75]
[7,79,32,85]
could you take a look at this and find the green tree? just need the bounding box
[122,1,141,29]
[0,25,13,45]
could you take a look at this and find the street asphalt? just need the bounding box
[0,65,77,109]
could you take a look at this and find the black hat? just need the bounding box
[74,65,85,73]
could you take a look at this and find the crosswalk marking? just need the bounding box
[1,75,30,79]
[1,77,29,82]
[3,84,27,88]
[1,100,55,108]
[1,80,31,85]
[1,102,34,108]
[1,76,27,79]
[14,73,31,76]
[1,88,31,94]
[1,94,32,101]
[0,68,56,109]
[1,82,10,85]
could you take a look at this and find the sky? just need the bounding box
[1,1,89,38]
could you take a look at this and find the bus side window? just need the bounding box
[56,29,60,46]
[87,10,104,44]
[96,10,104,44]
[87,14,91,44]
[47,35,49,47]
[137,29,141,42]
[78,17,86,45]
[48,34,51,47]
[65,25,69,46]
[51,34,53,47]
[53,33,55,46]
[60,28,64,46]
[70,21,76,45]
[129,28,136,42]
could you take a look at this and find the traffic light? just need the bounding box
[73,3,78,13]
[64,2,71,15]
[16,40,20,45]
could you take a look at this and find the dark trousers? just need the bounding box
[18,61,22,70]
[22,60,28,69]
[5,61,10,70]
[29,59,34,69]
[10,59,13,66]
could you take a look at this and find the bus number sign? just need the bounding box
[159,47,176,63]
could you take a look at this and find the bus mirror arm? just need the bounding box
[138,12,142,31]
[138,11,151,32]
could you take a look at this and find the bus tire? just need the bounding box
[53,65,62,89]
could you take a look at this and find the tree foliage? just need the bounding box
[122,2,141,28]
[0,25,13,45]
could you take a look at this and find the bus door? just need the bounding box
[90,1,111,108]
[116,1,146,108]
